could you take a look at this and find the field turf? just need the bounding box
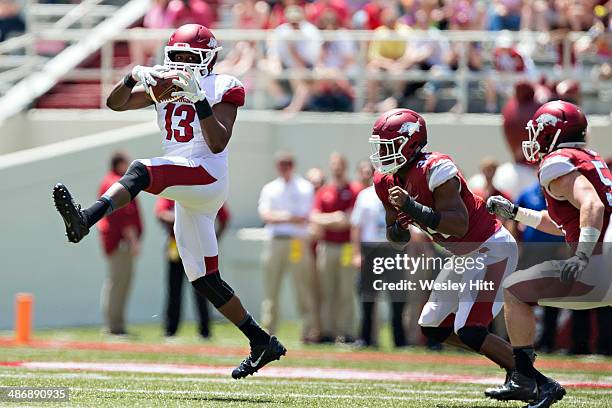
[0,322,610,407]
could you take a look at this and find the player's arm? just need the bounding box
[388,178,468,238]
[487,195,565,236]
[171,67,236,153]
[548,171,604,244]
[106,66,166,111]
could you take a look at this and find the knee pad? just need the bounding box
[420,326,453,343]
[191,273,234,308]
[457,326,489,352]
[117,160,150,199]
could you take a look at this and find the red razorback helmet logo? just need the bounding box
[523,100,588,163]
[369,108,427,174]
[164,24,222,76]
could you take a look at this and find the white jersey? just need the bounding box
[154,73,245,179]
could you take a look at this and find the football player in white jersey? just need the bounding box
[52,24,286,379]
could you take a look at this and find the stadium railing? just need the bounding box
[1,27,610,113]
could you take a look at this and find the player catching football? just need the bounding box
[369,109,519,385]
[51,24,286,379]
[486,100,612,407]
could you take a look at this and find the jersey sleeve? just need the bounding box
[427,158,459,192]
[213,74,245,107]
[539,155,576,199]
[373,173,391,207]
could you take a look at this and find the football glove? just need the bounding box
[131,65,168,93]
[486,195,518,220]
[171,66,207,103]
[558,252,589,283]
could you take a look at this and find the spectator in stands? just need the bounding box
[363,7,411,111]
[350,161,407,348]
[258,152,317,341]
[310,153,357,343]
[0,0,25,42]
[167,0,214,28]
[232,0,270,29]
[487,0,522,30]
[400,9,450,111]
[574,7,611,81]
[98,152,143,336]
[308,9,356,112]
[264,5,322,111]
[306,0,351,27]
[131,0,174,66]
[484,31,537,112]
[131,0,214,66]
[156,198,218,339]
[267,0,305,29]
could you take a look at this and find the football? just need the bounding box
[148,71,182,103]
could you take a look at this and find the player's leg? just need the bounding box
[53,159,150,242]
[171,202,285,379]
[53,156,214,243]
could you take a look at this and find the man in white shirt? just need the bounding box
[265,5,322,112]
[258,152,316,341]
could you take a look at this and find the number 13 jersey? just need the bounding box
[154,73,245,176]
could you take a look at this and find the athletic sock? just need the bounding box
[237,313,270,346]
[82,195,114,228]
[513,346,539,379]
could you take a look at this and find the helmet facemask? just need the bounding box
[523,119,561,163]
[369,135,409,174]
[163,45,222,76]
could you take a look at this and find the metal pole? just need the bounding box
[100,41,113,109]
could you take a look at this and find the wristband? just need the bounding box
[400,196,441,230]
[514,207,543,228]
[576,227,600,258]
[389,222,411,243]
[123,73,137,88]
[195,99,213,120]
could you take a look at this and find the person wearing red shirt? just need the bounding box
[97,152,143,336]
[310,153,357,342]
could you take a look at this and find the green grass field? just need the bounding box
[0,322,610,407]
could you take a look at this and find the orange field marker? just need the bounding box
[14,293,33,344]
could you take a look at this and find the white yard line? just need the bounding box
[68,386,488,403]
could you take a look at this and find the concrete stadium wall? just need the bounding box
[0,111,610,330]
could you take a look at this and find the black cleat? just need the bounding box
[232,336,286,379]
[525,377,566,408]
[485,370,538,402]
[53,183,89,243]
[484,370,512,399]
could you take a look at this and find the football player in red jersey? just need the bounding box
[486,100,612,407]
[52,24,286,379]
[369,108,519,384]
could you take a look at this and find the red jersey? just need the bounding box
[312,183,356,243]
[374,152,501,254]
[538,148,612,243]
[97,171,143,255]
